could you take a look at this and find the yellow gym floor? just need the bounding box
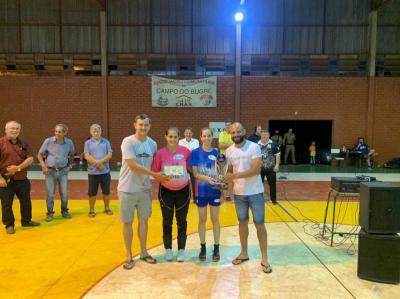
[0,198,366,299]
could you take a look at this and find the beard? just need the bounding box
[232,135,245,144]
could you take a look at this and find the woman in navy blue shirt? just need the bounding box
[189,127,222,262]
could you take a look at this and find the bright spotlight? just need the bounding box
[234,11,244,23]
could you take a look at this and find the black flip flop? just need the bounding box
[232,257,250,265]
[123,259,135,270]
[261,262,272,274]
[140,255,157,264]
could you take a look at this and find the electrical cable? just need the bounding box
[278,176,359,253]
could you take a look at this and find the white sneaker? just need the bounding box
[165,249,173,261]
[177,249,185,262]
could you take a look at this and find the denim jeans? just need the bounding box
[45,168,69,215]
[234,193,265,224]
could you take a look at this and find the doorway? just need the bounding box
[268,120,333,164]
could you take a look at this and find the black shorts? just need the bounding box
[88,173,111,197]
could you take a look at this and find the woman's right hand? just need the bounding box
[207,177,217,185]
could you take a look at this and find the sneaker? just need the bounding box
[271,201,278,205]
[6,226,15,234]
[165,249,173,261]
[199,246,206,261]
[177,249,185,262]
[21,221,40,227]
[62,212,72,219]
[45,214,54,222]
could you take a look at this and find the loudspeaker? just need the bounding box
[358,229,400,284]
[359,182,400,234]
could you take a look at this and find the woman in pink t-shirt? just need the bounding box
[151,127,191,262]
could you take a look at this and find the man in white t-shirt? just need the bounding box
[223,122,272,274]
[178,127,199,151]
[118,114,167,270]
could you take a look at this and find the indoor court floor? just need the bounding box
[0,169,399,298]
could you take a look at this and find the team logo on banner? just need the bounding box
[157,96,169,106]
[200,94,213,106]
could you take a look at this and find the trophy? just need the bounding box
[214,153,228,190]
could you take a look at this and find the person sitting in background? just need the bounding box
[309,141,316,165]
[247,125,262,143]
[353,137,373,169]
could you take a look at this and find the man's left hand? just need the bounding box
[273,165,279,172]
[222,173,236,183]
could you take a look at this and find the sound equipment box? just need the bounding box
[330,177,362,193]
[358,229,400,284]
[359,182,400,234]
[356,175,377,182]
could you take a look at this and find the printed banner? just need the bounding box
[152,76,217,107]
[209,122,225,139]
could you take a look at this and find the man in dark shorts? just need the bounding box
[84,124,113,217]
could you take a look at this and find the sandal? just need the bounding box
[261,262,272,274]
[123,259,135,270]
[104,209,113,215]
[140,255,157,264]
[88,211,96,218]
[232,257,249,265]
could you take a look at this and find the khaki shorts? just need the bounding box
[119,190,152,223]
